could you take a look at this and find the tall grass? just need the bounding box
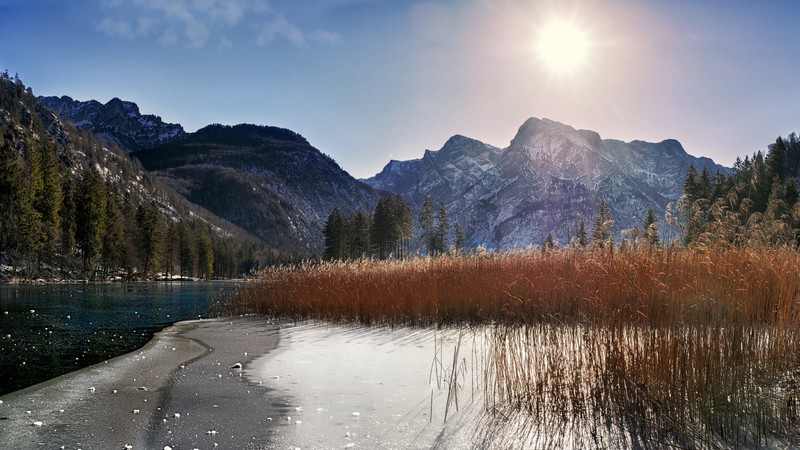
[227,247,800,447]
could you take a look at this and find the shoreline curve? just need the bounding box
[0,317,282,449]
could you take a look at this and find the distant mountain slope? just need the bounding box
[370,135,504,205]
[133,124,382,252]
[366,117,730,248]
[38,95,184,151]
[1,74,271,279]
[38,89,730,251]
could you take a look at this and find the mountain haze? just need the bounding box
[367,118,729,248]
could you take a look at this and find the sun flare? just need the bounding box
[535,19,590,76]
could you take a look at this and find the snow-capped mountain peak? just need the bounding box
[367,117,729,248]
[38,95,185,151]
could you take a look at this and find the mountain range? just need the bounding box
[38,95,728,251]
[366,118,727,247]
[39,95,185,151]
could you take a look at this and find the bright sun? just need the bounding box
[535,19,590,76]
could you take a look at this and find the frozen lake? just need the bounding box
[0,319,519,449]
[248,322,496,449]
[0,282,235,395]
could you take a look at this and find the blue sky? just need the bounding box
[3,0,800,178]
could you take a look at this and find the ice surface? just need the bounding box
[248,323,497,449]
[0,322,208,448]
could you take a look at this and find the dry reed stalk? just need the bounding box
[444,329,463,422]
[227,246,800,447]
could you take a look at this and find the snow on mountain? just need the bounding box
[34,89,731,251]
[370,134,503,205]
[366,117,730,248]
[38,95,185,151]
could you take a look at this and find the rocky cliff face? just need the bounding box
[370,135,504,205]
[38,95,184,151]
[366,117,729,248]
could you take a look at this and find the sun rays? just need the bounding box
[535,18,591,77]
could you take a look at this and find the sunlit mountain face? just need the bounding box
[367,117,729,248]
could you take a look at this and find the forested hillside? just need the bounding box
[680,134,800,246]
[133,123,382,253]
[0,72,276,281]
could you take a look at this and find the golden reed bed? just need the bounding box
[227,247,800,448]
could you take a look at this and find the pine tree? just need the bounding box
[786,178,799,208]
[101,186,125,276]
[75,168,106,273]
[733,155,752,191]
[751,151,771,213]
[196,225,214,280]
[418,195,434,255]
[453,223,465,254]
[162,220,179,278]
[766,136,787,182]
[212,237,236,278]
[591,199,614,248]
[349,209,371,259]
[323,208,346,260]
[135,200,161,277]
[786,133,800,177]
[683,163,700,201]
[0,140,24,257]
[699,167,711,201]
[14,142,42,271]
[575,217,588,247]
[711,168,727,201]
[643,207,660,246]
[369,195,413,259]
[388,194,413,258]
[431,203,449,255]
[118,193,138,276]
[37,143,62,263]
[371,198,391,259]
[59,175,77,273]
[178,220,196,278]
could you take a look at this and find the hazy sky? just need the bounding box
[3,0,800,178]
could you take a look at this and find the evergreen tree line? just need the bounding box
[323,194,471,261]
[555,200,660,252]
[0,72,268,279]
[680,133,800,247]
[323,194,662,260]
[323,194,413,260]
[0,137,263,279]
[333,133,800,257]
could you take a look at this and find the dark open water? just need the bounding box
[0,281,236,396]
